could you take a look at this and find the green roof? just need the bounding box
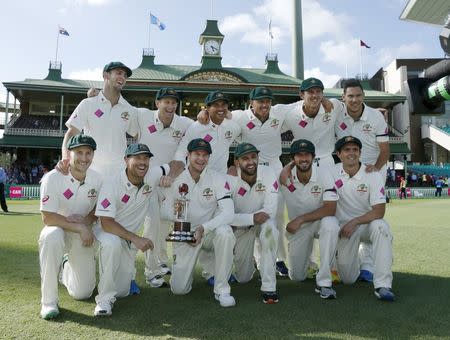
[390,142,411,154]
[0,135,63,148]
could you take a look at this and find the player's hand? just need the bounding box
[279,161,295,186]
[225,108,232,120]
[377,107,389,121]
[159,175,173,188]
[253,211,270,225]
[322,97,334,113]
[78,225,95,247]
[364,164,378,173]
[87,87,100,98]
[66,214,85,223]
[197,109,210,125]
[227,165,238,177]
[286,216,303,234]
[191,226,204,247]
[55,158,70,175]
[339,220,359,238]
[132,235,154,252]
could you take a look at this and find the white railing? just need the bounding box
[387,187,448,199]
[389,136,404,143]
[5,128,65,137]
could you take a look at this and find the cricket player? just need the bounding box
[333,136,395,301]
[160,139,236,307]
[281,139,340,299]
[138,87,193,288]
[335,79,390,282]
[228,142,279,304]
[93,143,171,316]
[38,134,101,319]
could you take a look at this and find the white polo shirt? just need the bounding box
[95,165,169,234]
[232,106,288,169]
[282,98,343,159]
[228,165,279,227]
[174,119,241,174]
[281,165,338,220]
[335,104,389,165]
[66,91,139,172]
[137,108,193,167]
[40,169,102,217]
[332,163,386,225]
[159,168,234,233]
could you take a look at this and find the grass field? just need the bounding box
[1,199,449,339]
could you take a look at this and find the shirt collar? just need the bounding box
[291,164,316,184]
[99,91,126,106]
[340,163,364,180]
[156,111,178,128]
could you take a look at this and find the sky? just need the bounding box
[0,0,445,104]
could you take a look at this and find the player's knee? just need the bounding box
[259,223,278,248]
[289,270,307,282]
[39,226,64,246]
[171,282,191,295]
[320,216,340,234]
[214,225,236,242]
[70,286,94,300]
[369,219,392,240]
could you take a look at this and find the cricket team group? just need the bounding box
[38,61,395,320]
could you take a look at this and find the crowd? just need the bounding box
[3,162,49,185]
[386,167,449,188]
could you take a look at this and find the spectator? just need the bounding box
[399,177,407,199]
[435,177,444,197]
[0,166,8,213]
[411,172,417,185]
[31,166,39,184]
[422,174,427,187]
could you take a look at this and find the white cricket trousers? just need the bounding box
[39,226,96,305]
[142,193,170,280]
[287,216,340,287]
[233,219,278,292]
[170,225,235,296]
[337,219,393,289]
[95,229,137,305]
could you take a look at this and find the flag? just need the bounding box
[59,26,70,36]
[269,19,274,39]
[360,39,370,48]
[150,13,166,31]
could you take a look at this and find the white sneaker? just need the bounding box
[40,303,59,320]
[146,274,167,288]
[214,293,236,307]
[94,301,113,316]
[159,263,171,275]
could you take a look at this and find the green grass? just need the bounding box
[1,199,449,339]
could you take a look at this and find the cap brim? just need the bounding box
[68,143,96,150]
[158,94,179,100]
[108,66,132,77]
[207,98,229,105]
[127,151,153,157]
[188,147,211,154]
[251,96,273,100]
[236,150,259,158]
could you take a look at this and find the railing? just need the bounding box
[265,53,278,62]
[49,60,62,70]
[5,128,65,137]
[387,187,449,199]
[7,185,40,199]
[143,48,155,56]
[388,136,405,143]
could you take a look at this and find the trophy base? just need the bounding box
[166,222,195,243]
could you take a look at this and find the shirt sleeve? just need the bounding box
[66,99,89,131]
[369,172,387,206]
[319,167,339,201]
[261,167,279,219]
[95,178,117,218]
[202,175,234,233]
[374,109,389,143]
[39,172,60,213]
[126,106,140,138]
[229,176,254,227]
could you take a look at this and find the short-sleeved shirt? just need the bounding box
[232,106,288,170]
[228,165,279,227]
[174,119,241,174]
[281,165,338,221]
[40,168,102,217]
[137,108,193,167]
[332,163,386,224]
[66,91,139,172]
[95,165,169,234]
[282,98,343,159]
[159,168,233,233]
[335,104,388,165]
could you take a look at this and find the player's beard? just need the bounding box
[240,162,257,176]
[295,162,312,173]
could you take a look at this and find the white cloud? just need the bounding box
[304,67,341,88]
[319,39,360,69]
[59,0,114,13]
[67,67,103,80]
[376,42,425,67]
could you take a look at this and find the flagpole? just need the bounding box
[148,12,151,49]
[345,61,348,79]
[359,38,363,80]
[55,26,60,62]
[210,0,213,18]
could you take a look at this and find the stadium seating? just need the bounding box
[408,163,450,177]
[9,115,66,130]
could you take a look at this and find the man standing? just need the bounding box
[93,143,170,316]
[228,143,279,304]
[62,61,138,176]
[0,166,8,213]
[281,139,340,299]
[333,136,395,301]
[38,134,101,319]
[160,139,236,307]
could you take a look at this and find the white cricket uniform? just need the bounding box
[228,165,279,292]
[282,98,343,168]
[93,165,168,306]
[159,168,235,296]
[281,166,340,287]
[66,91,139,176]
[332,164,393,289]
[174,119,241,174]
[137,108,193,280]
[39,168,102,306]
[231,106,289,261]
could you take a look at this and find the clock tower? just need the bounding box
[199,20,224,69]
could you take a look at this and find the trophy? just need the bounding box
[166,183,195,243]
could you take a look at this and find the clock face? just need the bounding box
[204,40,220,55]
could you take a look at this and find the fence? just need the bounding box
[7,185,40,199]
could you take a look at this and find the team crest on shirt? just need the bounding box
[322,113,331,123]
[172,130,184,140]
[224,130,233,140]
[310,185,322,196]
[356,183,368,193]
[87,189,97,199]
[362,123,372,132]
[255,182,266,192]
[41,195,50,203]
[202,188,214,200]
[121,112,130,121]
[270,118,280,128]
[142,184,152,195]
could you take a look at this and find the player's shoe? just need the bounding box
[262,291,279,304]
[207,274,237,287]
[331,270,341,284]
[214,293,236,307]
[94,301,113,316]
[315,286,337,299]
[375,287,395,302]
[358,269,374,283]
[40,303,59,320]
[275,261,289,276]
[129,280,141,295]
[159,263,171,275]
[146,274,167,288]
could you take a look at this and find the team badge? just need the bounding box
[237,187,247,196]
[224,130,233,140]
[270,118,280,128]
[299,120,308,128]
[101,198,111,209]
[202,188,214,200]
[356,183,368,193]
[42,195,50,203]
[255,182,266,192]
[172,130,183,140]
[142,184,152,195]
[87,189,97,199]
[121,112,130,121]
[203,134,213,143]
[121,194,130,203]
[339,122,347,131]
[322,113,331,123]
[247,121,256,130]
[362,123,372,132]
[148,124,157,133]
[287,183,296,192]
[310,185,322,196]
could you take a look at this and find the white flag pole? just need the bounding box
[359,38,363,79]
[55,26,60,62]
[148,13,151,49]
